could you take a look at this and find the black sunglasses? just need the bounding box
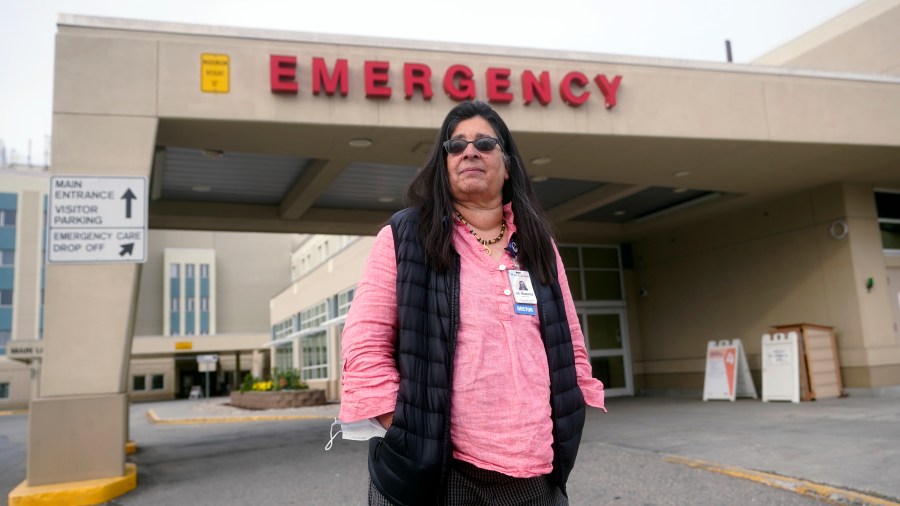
[442,137,502,155]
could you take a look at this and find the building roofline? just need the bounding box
[753,0,899,65]
[57,13,900,85]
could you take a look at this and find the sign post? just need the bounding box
[196,354,219,399]
[47,176,148,264]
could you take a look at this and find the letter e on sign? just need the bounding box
[201,54,230,93]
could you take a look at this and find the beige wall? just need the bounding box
[0,358,31,409]
[270,236,374,324]
[754,0,900,75]
[135,230,294,336]
[633,182,899,389]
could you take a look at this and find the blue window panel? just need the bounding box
[0,229,15,249]
[170,311,180,335]
[200,278,209,298]
[0,307,11,329]
[186,278,195,297]
[170,278,179,297]
[185,311,194,334]
[0,193,17,209]
[200,311,209,334]
[0,268,13,289]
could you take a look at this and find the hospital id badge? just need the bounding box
[508,270,537,305]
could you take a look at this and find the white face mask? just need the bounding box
[325,417,387,450]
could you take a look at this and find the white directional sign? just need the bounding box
[47,176,148,264]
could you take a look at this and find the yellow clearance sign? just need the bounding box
[201,53,229,93]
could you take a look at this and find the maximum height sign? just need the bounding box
[48,176,148,264]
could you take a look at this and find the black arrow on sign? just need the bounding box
[121,189,137,219]
[119,243,135,256]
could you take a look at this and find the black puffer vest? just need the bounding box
[368,207,586,505]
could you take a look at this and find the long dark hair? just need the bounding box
[406,101,557,284]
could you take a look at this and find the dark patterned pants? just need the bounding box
[368,459,569,506]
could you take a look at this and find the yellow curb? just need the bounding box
[146,408,332,425]
[125,440,137,455]
[664,455,900,506]
[8,462,137,506]
[0,409,28,416]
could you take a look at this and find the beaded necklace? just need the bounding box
[455,211,506,255]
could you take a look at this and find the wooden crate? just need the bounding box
[769,323,844,400]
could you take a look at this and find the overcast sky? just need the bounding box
[0,0,865,166]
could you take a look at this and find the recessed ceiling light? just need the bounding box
[673,170,692,178]
[192,185,212,192]
[200,149,224,159]
[673,187,689,193]
[378,197,395,203]
[613,210,627,216]
[530,157,551,165]
[530,176,549,183]
[348,138,373,148]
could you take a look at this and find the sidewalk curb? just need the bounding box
[664,455,900,505]
[145,408,333,425]
[8,463,137,506]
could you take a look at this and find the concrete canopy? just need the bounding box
[51,15,900,244]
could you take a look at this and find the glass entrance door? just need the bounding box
[579,309,633,396]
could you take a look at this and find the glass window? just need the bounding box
[875,191,900,220]
[200,264,209,279]
[590,356,627,389]
[559,245,623,302]
[187,299,194,312]
[133,375,146,391]
[337,288,355,316]
[0,331,10,354]
[0,382,8,399]
[300,302,328,329]
[582,248,619,269]
[0,210,15,227]
[0,289,12,306]
[0,250,14,266]
[273,318,294,341]
[275,344,293,371]
[876,191,900,252]
[170,264,180,278]
[185,264,195,278]
[559,247,580,268]
[151,374,164,390]
[301,332,328,380]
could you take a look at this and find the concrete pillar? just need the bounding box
[233,351,241,389]
[28,111,157,485]
[252,349,264,378]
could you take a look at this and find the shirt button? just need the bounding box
[499,265,506,271]
[503,289,511,296]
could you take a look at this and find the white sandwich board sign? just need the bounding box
[47,176,148,264]
[761,332,801,403]
[702,339,758,401]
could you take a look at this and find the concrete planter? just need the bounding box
[229,389,326,410]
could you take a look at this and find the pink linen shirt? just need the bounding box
[340,204,605,478]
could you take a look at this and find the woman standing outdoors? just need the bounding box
[338,101,606,505]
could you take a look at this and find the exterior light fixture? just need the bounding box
[200,149,224,159]
[530,157,551,165]
[613,210,627,216]
[673,170,692,178]
[530,176,549,183]
[673,188,689,193]
[192,185,212,192]
[348,138,373,148]
[378,197,395,203]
